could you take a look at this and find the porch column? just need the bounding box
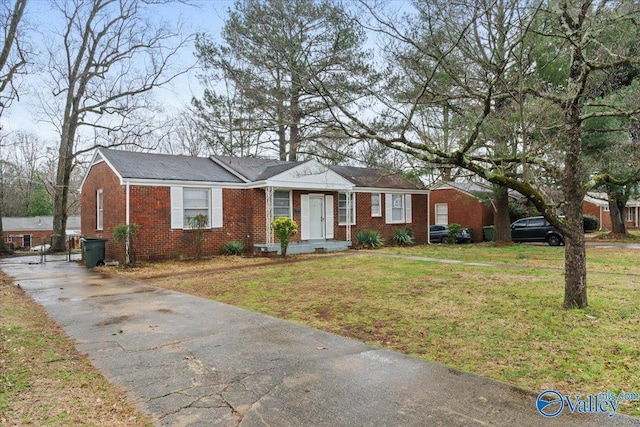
[265,186,274,245]
[125,181,130,265]
[346,190,352,242]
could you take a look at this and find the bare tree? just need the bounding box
[41,0,193,251]
[322,0,640,309]
[159,108,210,156]
[0,0,28,254]
[0,0,27,118]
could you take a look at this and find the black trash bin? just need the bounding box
[83,237,107,268]
[483,225,495,242]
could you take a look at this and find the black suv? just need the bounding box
[511,216,564,246]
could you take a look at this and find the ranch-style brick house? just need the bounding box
[428,181,495,242]
[80,148,429,261]
[3,216,81,250]
[583,192,640,231]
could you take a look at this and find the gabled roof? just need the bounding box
[429,180,491,194]
[3,216,81,232]
[330,165,423,190]
[84,148,427,192]
[97,148,244,183]
[585,192,640,207]
[430,180,523,199]
[210,156,299,182]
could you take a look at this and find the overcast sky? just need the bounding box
[3,0,234,143]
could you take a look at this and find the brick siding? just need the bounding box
[429,188,494,242]
[3,230,52,250]
[81,162,428,260]
[583,200,639,230]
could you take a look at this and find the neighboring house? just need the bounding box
[428,181,496,242]
[3,216,81,250]
[79,148,429,261]
[583,193,640,230]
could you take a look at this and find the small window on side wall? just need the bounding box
[371,193,381,217]
[97,189,103,230]
[434,203,448,225]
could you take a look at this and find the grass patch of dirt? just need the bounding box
[0,272,151,426]
[118,247,640,417]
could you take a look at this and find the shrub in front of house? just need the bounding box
[112,223,140,266]
[583,214,599,232]
[446,223,461,244]
[187,214,209,260]
[271,217,298,258]
[222,241,244,256]
[391,227,414,246]
[355,230,384,249]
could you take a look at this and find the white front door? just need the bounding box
[309,195,324,239]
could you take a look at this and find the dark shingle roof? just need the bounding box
[330,165,422,190]
[211,156,300,181]
[430,180,523,199]
[99,149,243,183]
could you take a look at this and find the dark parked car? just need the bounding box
[511,216,564,246]
[429,225,472,244]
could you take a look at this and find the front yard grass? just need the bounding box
[0,272,151,426]
[117,245,640,417]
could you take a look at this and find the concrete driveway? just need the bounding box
[2,255,638,427]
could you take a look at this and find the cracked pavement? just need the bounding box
[2,255,638,427]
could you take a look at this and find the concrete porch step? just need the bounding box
[253,240,351,256]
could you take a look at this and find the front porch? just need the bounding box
[253,240,352,256]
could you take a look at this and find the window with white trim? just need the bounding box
[338,193,356,225]
[391,194,404,222]
[184,188,210,228]
[273,190,292,218]
[627,207,634,222]
[435,203,448,224]
[371,193,381,217]
[385,193,412,224]
[96,189,103,230]
[171,187,223,229]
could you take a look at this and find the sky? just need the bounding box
[3,0,235,143]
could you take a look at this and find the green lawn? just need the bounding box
[119,244,640,417]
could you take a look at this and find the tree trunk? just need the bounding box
[608,195,627,235]
[563,218,587,309]
[563,142,587,308]
[51,122,75,252]
[0,207,12,255]
[492,186,512,242]
[563,106,587,307]
[0,159,11,254]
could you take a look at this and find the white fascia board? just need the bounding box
[208,157,251,183]
[262,160,355,191]
[122,178,248,189]
[351,187,429,195]
[429,181,477,198]
[79,148,121,192]
[583,194,608,207]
